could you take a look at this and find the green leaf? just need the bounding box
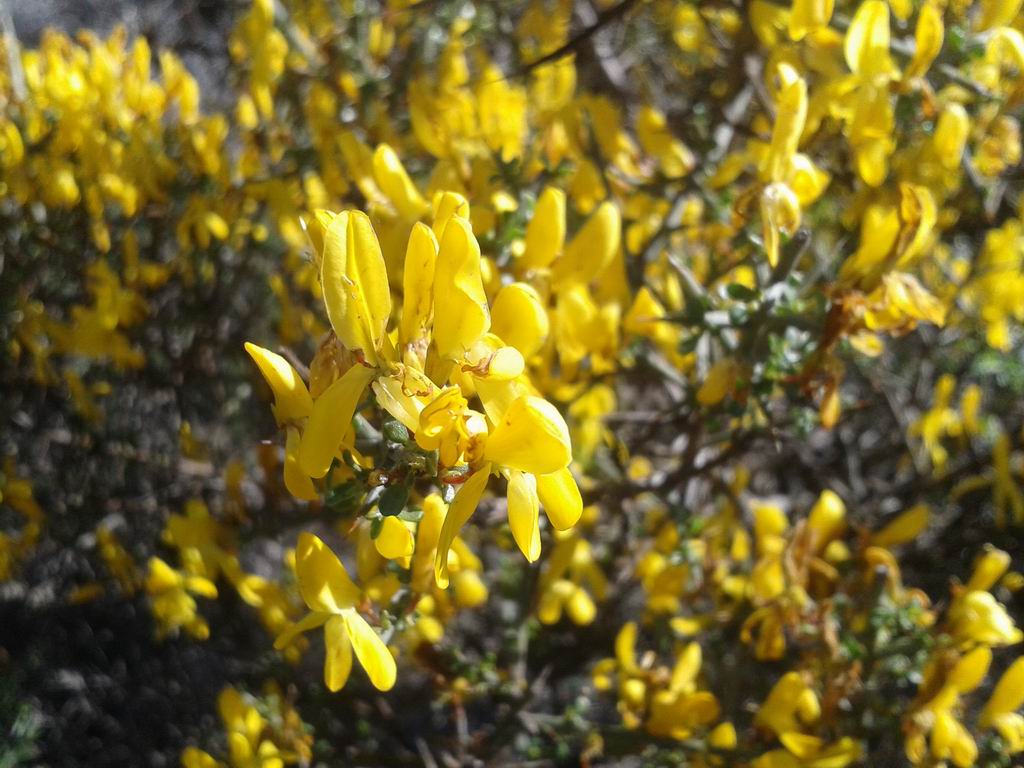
[378,484,409,517]
[726,283,759,301]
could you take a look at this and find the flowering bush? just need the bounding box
[2,0,1024,765]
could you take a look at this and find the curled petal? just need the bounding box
[244,342,313,424]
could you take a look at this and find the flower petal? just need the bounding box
[484,396,572,475]
[284,427,318,501]
[324,614,354,692]
[321,210,391,365]
[507,470,541,562]
[298,363,374,478]
[343,610,397,691]
[537,466,583,530]
[244,342,313,424]
[434,466,490,589]
[274,610,330,650]
[295,532,361,612]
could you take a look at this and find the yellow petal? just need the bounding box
[145,557,181,591]
[433,216,490,360]
[949,646,992,694]
[933,105,970,171]
[431,191,470,240]
[298,363,374,478]
[342,609,397,691]
[304,209,338,270]
[375,516,415,559]
[399,222,439,348]
[484,396,572,475]
[553,201,621,288]
[434,466,490,588]
[844,0,892,77]
[321,211,391,366]
[780,732,823,759]
[451,569,488,608]
[537,466,583,530]
[709,722,737,749]
[870,503,930,548]
[324,614,354,691]
[284,427,318,501]
[274,610,329,650]
[697,358,739,406]
[507,470,541,562]
[490,283,550,359]
[904,2,943,81]
[966,547,1011,592]
[764,65,807,183]
[566,586,596,625]
[980,657,1024,727]
[977,0,1024,32]
[521,187,566,269]
[789,0,834,40]
[372,143,428,220]
[244,342,313,424]
[808,490,846,549]
[295,532,361,613]
[616,621,639,672]
[760,183,801,268]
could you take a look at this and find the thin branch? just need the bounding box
[515,0,639,77]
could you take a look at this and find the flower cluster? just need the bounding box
[1,0,1023,765]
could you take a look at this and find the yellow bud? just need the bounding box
[807,490,846,549]
[452,569,488,608]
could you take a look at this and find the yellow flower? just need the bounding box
[948,590,1023,647]
[275,533,396,692]
[145,557,217,640]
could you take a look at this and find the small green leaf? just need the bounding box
[726,283,759,301]
[378,484,409,517]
